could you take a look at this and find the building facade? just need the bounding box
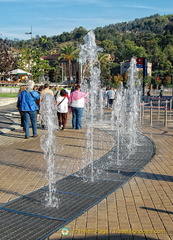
[120,58,152,77]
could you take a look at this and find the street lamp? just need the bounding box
[25,26,32,38]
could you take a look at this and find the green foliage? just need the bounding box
[71,27,88,42]
[99,39,117,54]
[17,48,54,82]
[5,13,173,87]
[144,76,152,85]
[59,44,79,82]
[113,74,123,87]
[32,49,54,82]
[17,48,31,72]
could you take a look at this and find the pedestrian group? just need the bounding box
[17,81,89,139]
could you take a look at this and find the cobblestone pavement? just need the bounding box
[0,104,173,240]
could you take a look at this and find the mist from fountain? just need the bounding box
[79,30,102,181]
[40,93,59,208]
[112,57,142,165]
[125,57,142,153]
[39,31,142,209]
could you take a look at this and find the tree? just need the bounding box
[123,39,147,59]
[99,39,117,54]
[113,74,123,87]
[154,76,162,88]
[98,52,108,64]
[59,44,79,83]
[163,44,173,63]
[0,38,17,79]
[165,75,172,87]
[31,48,54,82]
[71,27,88,42]
[17,48,53,82]
[8,13,173,84]
[17,48,31,72]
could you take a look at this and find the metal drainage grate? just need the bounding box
[0,132,156,240]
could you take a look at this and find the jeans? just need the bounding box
[23,111,37,137]
[57,112,68,129]
[71,107,84,129]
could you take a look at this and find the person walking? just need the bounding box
[17,85,26,128]
[39,83,54,129]
[17,80,40,139]
[107,87,116,108]
[159,89,163,98]
[105,87,110,107]
[54,85,60,99]
[68,84,88,130]
[64,86,70,97]
[56,89,68,130]
[40,83,54,102]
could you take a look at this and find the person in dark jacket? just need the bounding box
[17,80,40,139]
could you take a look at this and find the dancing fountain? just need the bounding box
[40,31,145,207]
[40,93,59,208]
[0,30,156,240]
[79,30,102,181]
[111,57,142,167]
[77,30,142,180]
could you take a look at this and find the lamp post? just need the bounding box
[25,26,32,39]
[25,26,32,79]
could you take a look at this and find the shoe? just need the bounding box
[25,136,29,139]
[33,134,38,138]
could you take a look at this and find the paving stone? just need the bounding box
[0,103,173,240]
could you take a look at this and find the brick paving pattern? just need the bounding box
[0,104,173,240]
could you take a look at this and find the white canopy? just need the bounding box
[9,69,31,75]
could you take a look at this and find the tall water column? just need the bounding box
[79,30,102,181]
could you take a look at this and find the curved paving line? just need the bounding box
[0,128,156,240]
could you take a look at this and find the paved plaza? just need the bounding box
[0,103,173,240]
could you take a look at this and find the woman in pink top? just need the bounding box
[68,84,88,130]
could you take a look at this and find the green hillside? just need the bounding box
[6,14,173,86]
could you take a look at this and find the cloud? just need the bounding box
[127,5,159,10]
[1,15,124,40]
[124,4,173,12]
[0,0,100,3]
[39,16,119,21]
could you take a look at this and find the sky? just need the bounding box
[0,0,173,40]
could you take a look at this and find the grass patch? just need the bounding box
[0,93,18,98]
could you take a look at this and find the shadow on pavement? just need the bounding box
[137,172,173,182]
[141,206,173,215]
[50,234,158,240]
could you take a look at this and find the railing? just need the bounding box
[140,97,173,127]
[0,80,20,86]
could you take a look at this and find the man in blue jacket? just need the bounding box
[17,80,40,139]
